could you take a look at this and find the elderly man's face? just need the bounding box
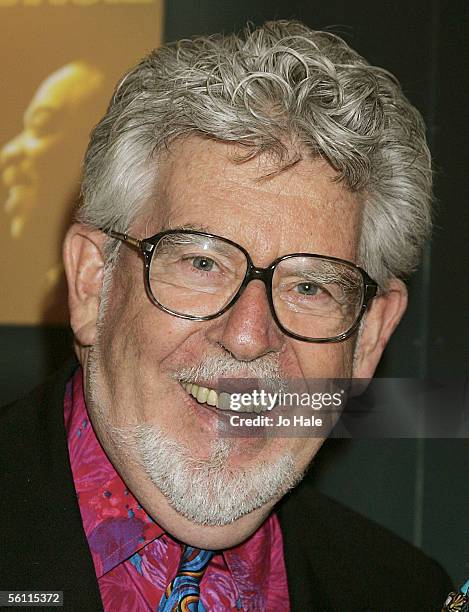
[66,136,402,549]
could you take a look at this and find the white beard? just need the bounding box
[87,347,303,527]
[109,421,302,526]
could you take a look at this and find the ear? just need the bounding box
[352,278,408,378]
[63,223,106,348]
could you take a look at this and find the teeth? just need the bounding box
[190,384,199,399]
[206,389,217,406]
[196,386,209,403]
[180,382,270,412]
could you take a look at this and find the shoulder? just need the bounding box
[0,360,103,609]
[0,359,81,515]
[0,359,78,428]
[277,479,452,610]
[0,357,79,502]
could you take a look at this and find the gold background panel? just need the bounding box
[0,2,164,324]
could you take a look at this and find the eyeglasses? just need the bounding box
[105,228,378,343]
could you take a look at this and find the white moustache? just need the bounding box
[173,353,285,390]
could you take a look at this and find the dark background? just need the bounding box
[1,0,468,586]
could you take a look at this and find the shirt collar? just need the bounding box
[65,368,163,576]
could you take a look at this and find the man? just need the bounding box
[0,61,105,323]
[0,20,452,610]
[1,62,104,241]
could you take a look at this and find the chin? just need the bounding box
[107,420,304,527]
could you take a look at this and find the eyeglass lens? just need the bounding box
[148,232,364,339]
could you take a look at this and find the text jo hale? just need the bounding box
[229,414,324,427]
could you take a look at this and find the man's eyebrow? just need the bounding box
[159,223,240,257]
[163,222,211,233]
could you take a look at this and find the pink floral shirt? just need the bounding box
[64,368,290,611]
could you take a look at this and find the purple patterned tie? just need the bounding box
[157,545,215,611]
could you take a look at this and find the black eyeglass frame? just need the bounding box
[105,228,379,344]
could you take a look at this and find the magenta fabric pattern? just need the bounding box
[64,368,290,611]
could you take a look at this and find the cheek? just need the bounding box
[96,267,202,395]
[136,308,207,370]
[95,267,146,389]
[285,339,355,379]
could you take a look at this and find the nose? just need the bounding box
[206,280,284,361]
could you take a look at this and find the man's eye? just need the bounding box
[190,256,216,271]
[295,282,320,296]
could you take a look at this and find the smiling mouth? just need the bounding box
[180,382,273,413]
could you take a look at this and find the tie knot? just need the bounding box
[158,545,216,611]
[178,546,215,574]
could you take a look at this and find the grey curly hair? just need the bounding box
[79,20,432,288]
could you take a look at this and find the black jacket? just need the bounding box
[0,362,452,611]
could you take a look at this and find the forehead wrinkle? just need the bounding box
[159,137,324,203]
[164,174,336,227]
[157,138,347,216]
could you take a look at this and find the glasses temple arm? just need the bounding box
[105,229,143,250]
